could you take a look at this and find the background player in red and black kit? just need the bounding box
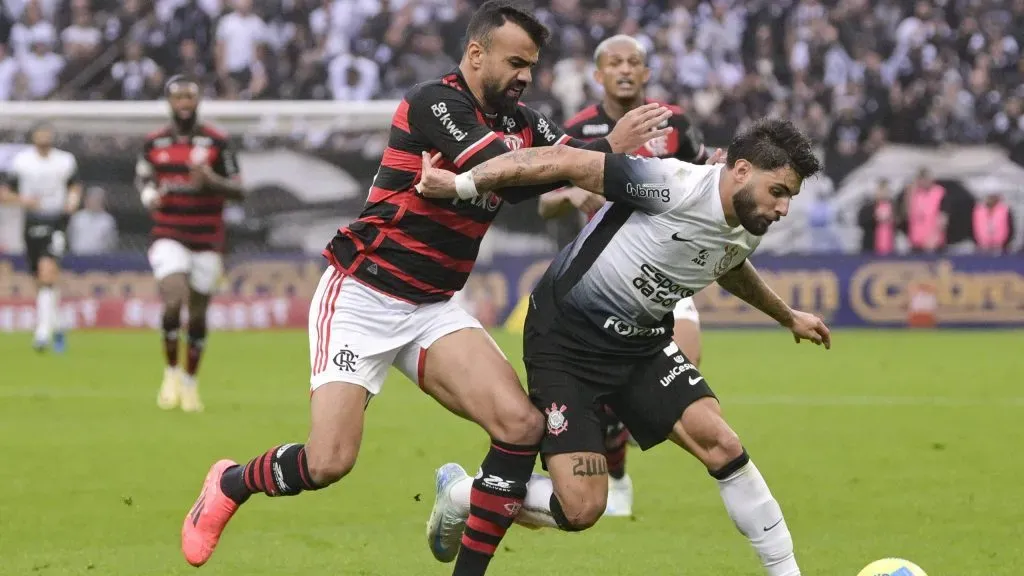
[537,34,716,518]
[179,3,669,574]
[137,74,244,413]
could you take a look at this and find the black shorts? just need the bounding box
[23,223,64,275]
[524,325,716,457]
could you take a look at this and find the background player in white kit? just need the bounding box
[0,123,81,352]
[419,118,830,576]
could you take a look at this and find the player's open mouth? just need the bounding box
[506,86,524,98]
[616,79,635,88]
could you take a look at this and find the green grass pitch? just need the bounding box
[0,329,1020,575]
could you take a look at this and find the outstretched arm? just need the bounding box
[717,260,832,348]
[471,146,607,197]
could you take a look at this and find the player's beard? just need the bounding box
[733,184,771,236]
[173,110,198,133]
[481,75,527,115]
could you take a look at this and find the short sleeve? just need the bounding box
[407,84,503,168]
[602,154,690,214]
[671,114,706,163]
[212,139,241,179]
[65,154,79,185]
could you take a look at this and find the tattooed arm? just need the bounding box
[717,260,833,348]
[716,260,794,325]
[470,147,607,196]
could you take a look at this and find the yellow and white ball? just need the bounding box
[857,558,928,576]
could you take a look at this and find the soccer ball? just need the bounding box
[857,558,928,576]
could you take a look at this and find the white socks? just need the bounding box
[450,474,473,516]
[717,460,800,576]
[35,287,59,342]
[516,474,558,528]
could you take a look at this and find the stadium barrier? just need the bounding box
[1,253,1022,332]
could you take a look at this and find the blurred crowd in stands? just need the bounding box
[1,0,1022,256]
[1,0,1022,159]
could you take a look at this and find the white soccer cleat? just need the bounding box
[157,367,181,410]
[605,473,634,517]
[179,375,204,413]
[427,463,469,563]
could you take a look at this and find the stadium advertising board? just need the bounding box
[0,254,1022,331]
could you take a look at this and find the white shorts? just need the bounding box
[147,238,223,294]
[308,266,484,396]
[673,296,700,325]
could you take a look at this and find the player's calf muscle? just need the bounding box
[671,399,744,472]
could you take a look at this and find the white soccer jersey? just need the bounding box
[8,147,78,220]
[529,154,760,356]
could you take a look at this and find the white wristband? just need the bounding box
[454,171,480,200]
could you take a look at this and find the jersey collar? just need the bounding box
[709,165,732,228]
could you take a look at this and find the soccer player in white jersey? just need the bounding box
[541,34,716,517]
[419,118,830,576]
[0,123,81,352]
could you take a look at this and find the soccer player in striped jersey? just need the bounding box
[538,34,714,517]
[179,2,668,574]
[137,75,244,413]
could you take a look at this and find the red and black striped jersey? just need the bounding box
[325,68,609,304]
[138,124,239,252]
[564,100,706,163]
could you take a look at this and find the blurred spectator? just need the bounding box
[328,51,379,101]
[60,9,102,62]
[805,185,840,254]
[68,187,118,255]
[0,44,18,101]
[110,41,163,100]
[857,178,898,256]
[215,0,267,97]
[9,1,55,57]
[972,193,1014,255]
[20,32,63,98]
[171,39,212,88]
[387,26,453,88]
[904,167,951,254]
[167,0,215,57]
[104,0,145,46]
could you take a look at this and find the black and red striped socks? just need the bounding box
[220,443,321,504]
[453,439,539,575]
[185,318,206,379]
[605,427,629,480]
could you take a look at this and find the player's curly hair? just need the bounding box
[726,118,823,181]
[465,0,549,50]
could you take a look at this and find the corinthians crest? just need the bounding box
[544,403,568,436]
[713,244,742,276]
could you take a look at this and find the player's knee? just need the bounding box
[553,491,605,531]
[305,446,358,486]
[705,427,744,473]
[489,403,544,446]
[37,259,59,284]
[159,276,189,310]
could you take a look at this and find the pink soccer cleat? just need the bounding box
[181,459,240,567]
